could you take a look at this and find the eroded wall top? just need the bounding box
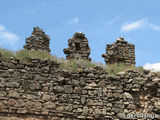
[23,27,51,52]
[64,32,91,61]
[102,37,135,65]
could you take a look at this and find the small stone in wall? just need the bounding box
[124,92,133,99]
[64,85,73,94]
[65,105,73,112]
[6,82,19,88]
[8,99,16,106]
[0,91,7,97]
[34,102,42,110]
[81,97,86,104]
[8,90,20,98]
[42,94,50,101]
[53,86,64,93]
[30,83,36,90]
[83,106,88,115]
[94,108,102,115]
[44,101,56,109]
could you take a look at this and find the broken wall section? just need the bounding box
[102,37,135,65]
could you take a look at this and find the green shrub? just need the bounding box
[0,47,15,58]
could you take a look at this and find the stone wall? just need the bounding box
[23,27,51,52]
[0,57,160,120]
[64,32,91,61]
[102,37,135,65]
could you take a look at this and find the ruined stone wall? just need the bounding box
[0,57,160,120]
[102,37,135,65]
[64,32,91,61]
[23,27,50,52]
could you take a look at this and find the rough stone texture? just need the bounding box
[23,27,50,52]
[64,32,91,61]
[102,37,135,65]
[0,57,160,120]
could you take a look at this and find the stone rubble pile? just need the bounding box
[102,37,135,65]
[23,27,50,52]
[64,32,91,61]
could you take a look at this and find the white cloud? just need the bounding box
[0,26,5,31]
[0,25,20,51]
[121,20,145,32]
[103,16,120,26]
[121,19,160,32]
[144,63,160,72]
[67,17,79,25]
[150,24,160,31]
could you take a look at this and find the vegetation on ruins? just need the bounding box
[16,49,54,60]
[0,47,144,74]
[0,47,15,58]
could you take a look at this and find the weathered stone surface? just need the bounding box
[124,92,133,99]
[53,86,64,93]
[6,82,19,88]
[64,85,73,93]
[0,91,7,97]
[64,32,91,61]
[0,57,159,120]
[8,90,20,98]
[102,37,135,65]
[44,101,56,109]
[34,102,42,110]
[42,94,50,101]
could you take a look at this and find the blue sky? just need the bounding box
[0,0,160,70]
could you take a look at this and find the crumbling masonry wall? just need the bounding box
[64,32,91,61]
[0,57,160,120]
[23,27,51,52]
[102,37,135,65]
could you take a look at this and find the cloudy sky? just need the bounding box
[0,0,160,70]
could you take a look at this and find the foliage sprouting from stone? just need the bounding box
[0,47,15,58]
[16,49,54,61]
[106,63,143,75]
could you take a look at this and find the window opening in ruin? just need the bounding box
[75,42,80,51]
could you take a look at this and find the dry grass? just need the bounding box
[0,47,15,58]
[15,49,59,63]
[59,59,96,72]
[0,47,144,73]
[106,63,144,75]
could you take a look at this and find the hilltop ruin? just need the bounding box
[1,27,160,120]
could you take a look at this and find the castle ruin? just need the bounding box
[102,37,135,65]
[1,28,160,120]
[23,27,51,52]
[63,32,91,61]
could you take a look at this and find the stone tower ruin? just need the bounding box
[102,37,135,65]
[64,32,91,61]
[23,27,50,52]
